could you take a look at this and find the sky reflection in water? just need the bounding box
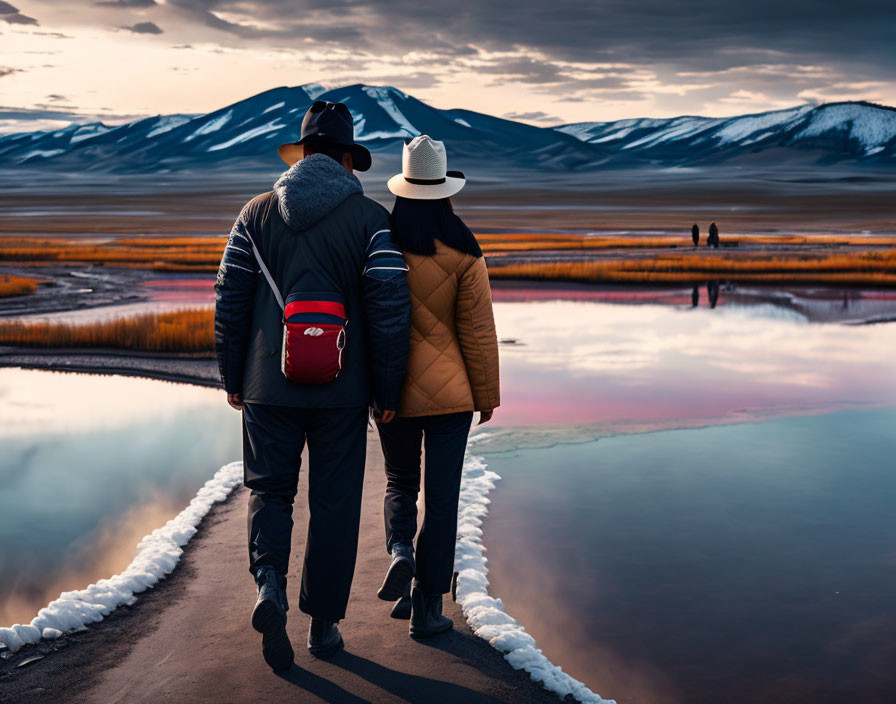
[480,292,896,703]
[0,370,241,626]
[490,297,896,428]
[481,409,896,704]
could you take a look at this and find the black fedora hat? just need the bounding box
[277,100,372,171]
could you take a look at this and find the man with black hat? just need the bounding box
[214,100,411,671]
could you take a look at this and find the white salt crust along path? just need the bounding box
[458,435,615,704]
[2,434,614,704]
[0,461,244,653]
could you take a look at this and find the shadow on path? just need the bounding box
[278,663,372,704]
[279,648,506,704]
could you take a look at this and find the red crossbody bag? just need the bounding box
[243,231,347,385]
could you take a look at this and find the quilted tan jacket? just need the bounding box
[397,239,500,417]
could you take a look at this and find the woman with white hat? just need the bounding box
[375,135,500,637]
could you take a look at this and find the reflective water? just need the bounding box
[489,292,896,429]
[2,284,895,703]
[480,410,896,703]
[0,369,241,625]
[478,292,896,703]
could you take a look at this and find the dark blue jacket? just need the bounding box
[214,154,410,410]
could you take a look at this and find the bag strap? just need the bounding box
[242,212,285,312]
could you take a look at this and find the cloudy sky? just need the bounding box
[2,0,895,131]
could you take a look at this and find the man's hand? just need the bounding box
[372,402,396,424]
[478,409,494,425]
[227,392,243,411]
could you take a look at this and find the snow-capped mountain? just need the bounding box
[555,102,896,165]
[0,84,894,174]
[0,84,601,173]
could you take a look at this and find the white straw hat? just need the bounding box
[387,135,465,200]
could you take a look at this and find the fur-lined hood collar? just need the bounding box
[273,153,363,231]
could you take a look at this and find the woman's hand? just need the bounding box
[478,410,493,425]
[372,401,396,424]
[227,393,243,411]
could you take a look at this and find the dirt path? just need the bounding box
[2,433,563,704]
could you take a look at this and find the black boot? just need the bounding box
[409,583,453,638]
[251,566,293,672]
[307,618,344,658]
[390,583,411,620]
[377,542,415,601]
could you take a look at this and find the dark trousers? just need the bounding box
[376,411,473,595]
[242,402,368,621]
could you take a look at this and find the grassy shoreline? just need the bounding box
[487,250,896,286]
[2,232,895,284]
[0,309,215,355]
[0,273,43,297]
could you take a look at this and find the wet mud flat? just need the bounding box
[0,346,219,387]
[0,266,172,319]
[2,166,895,237]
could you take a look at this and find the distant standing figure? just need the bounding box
[707,280,720,308]
[691,223,699,246]
[707,221,720,248]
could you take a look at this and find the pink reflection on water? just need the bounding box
[491,282,697,306]
[490,295,896,428]
[143,278,215,303]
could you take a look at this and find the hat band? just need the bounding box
[405,176,446,185]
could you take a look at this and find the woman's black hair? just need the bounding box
[389,197,482,258]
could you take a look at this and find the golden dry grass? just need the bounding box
[2,232,895,281]
[0,273,41,297]
[489,250,896,285]
[0,236,226,271]
[4,231,895,270]
[0,309,215,354]
[476,232,896,252]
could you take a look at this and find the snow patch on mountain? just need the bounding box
[352,114,417,141]
[554,122,601,141]
[262,101,285,115]
[69,124,112,144]
[20,149,65,162]
[591,126,637,143]
[207,120,285,151]
[183,109,233,142]
[795,103,896,152]
[147,115,192,139]
[362,86,420,138]
[714,105,814,145]
[623,117,714,149]
[740,131,775,146]
[556,117,671,143]
[302,82,329,100]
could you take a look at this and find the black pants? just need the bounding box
[376,411,473,595]
[242,402,368,621]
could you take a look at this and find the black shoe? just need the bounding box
[377,543,415,601]
[251,567,293,672]
[307,618,344,658]
[409,583,453,638]
[252,567,288,633]
[390,584,412,620]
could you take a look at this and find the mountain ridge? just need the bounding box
[1,84,894,173]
